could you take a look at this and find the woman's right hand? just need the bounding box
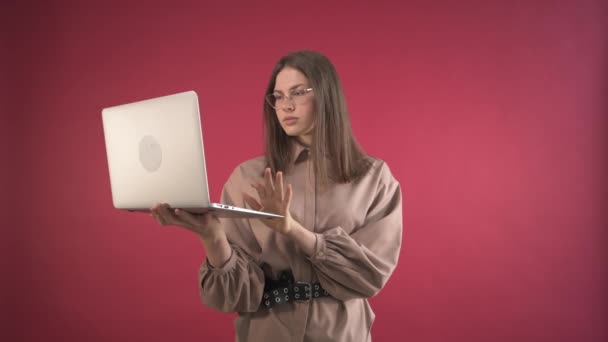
[150,203,223,240]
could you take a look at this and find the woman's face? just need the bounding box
[273,66,315,145]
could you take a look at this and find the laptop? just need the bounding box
[101,90,282,219]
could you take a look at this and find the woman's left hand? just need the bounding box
[243,167,294,235]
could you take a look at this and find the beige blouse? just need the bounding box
[198,140,403,342]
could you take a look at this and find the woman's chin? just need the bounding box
[282,128,301,137]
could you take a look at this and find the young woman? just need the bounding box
[150,50,403,341]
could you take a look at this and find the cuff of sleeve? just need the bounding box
[205,248,236,275]
[308,233,327,264]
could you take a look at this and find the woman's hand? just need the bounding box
[150,203,222,240]
[243,168,294,235]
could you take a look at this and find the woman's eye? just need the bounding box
[273,94,284,101]
[292,90,305,97]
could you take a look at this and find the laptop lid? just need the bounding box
[101,91,212,211]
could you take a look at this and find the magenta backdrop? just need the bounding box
[3,1,607,341]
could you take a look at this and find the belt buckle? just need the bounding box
[294,282,312,302]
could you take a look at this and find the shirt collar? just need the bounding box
[291,138,310,165]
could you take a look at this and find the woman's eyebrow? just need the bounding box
[273,84,306,93]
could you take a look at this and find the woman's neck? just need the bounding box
[295,136,312,147]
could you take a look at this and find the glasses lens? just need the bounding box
[291,88,311,105]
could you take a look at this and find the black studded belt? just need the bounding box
[261,270,331,309]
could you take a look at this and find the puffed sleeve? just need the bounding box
[310,161,403,300]
[197,165,266,313]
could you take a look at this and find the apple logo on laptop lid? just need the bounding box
[139,135,162,172]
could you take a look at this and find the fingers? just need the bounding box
[177,209,221,233]
[174,208,206,227]
[251,169,290,204]
[150,204,223,240]
[150,203,167,225]
[252,183,266,200]
[150,203,189,228]
[157,203,178,226]
[243,193,263,211]
[276,171,284,201]
[285,183,293,209]
[264,168,274,196]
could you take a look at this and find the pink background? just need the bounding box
[3,1,607,341]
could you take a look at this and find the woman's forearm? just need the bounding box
[200,230,232,268]
[285,218,317,258]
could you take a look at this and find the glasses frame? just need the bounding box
[265,87,313,109]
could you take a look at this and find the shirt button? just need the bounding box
[317,251,324,257]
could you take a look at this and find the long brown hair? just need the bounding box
[263,50,371,185]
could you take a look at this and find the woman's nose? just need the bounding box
[281,102,295,112]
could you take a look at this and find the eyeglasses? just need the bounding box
[265,87,313,109]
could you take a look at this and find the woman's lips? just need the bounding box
[283,117,298,126]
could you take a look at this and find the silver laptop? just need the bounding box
[101,90,282,219]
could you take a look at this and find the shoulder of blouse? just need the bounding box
[364,156,400,186]
[225,155,266,185]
